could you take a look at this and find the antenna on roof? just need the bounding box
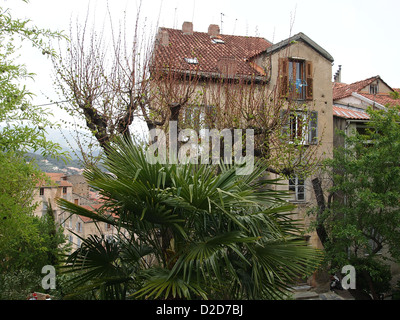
[192,0,196,24]
[173,8,177,28]
[232,18,237,35]
[220,12,224,34]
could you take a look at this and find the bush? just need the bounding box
[0,269,42,300]
[351,258,392,299]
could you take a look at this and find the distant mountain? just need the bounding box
[44,127,102,159]
[26,152,85,175]
[24,127,103,175]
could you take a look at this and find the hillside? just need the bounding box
[26,152,85,175]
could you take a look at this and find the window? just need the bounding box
[40,188,44,196]
[184,105,216,132]
[282,110,318,144]
[63,187,67,194]
[211,38,225,44]
[289,176,305,201]
[289,60,306,100]
[76,222,82,233]
[184,57,198,64]
[370,83,378,95]
[279,58,313,100]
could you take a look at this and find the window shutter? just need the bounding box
[308,111,318,144]
[279,58,289,98]
[305,61,313,100]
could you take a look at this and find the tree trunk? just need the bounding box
[311,178,328,246]
[363,270,380,300]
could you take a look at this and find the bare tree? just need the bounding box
[52,2,160,154]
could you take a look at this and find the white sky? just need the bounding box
[5,0,400,118]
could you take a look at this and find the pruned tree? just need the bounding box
[52,2,162,155]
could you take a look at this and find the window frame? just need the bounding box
[279,58,313,100]
[289,176,306,202]
[289,59,307,100]
[370,83,379,95]
[282,110,318,145]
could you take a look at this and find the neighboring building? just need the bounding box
[332,74,400,148]
[34,173,115,251]
[34,173,73,218]
[151,22,335,249]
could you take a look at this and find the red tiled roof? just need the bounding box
[358,93,400,107]
[37,172,73,187]
[333,106,370,120]
[79,203,118,223]
[333,76,400,107]
[332,76,379,100]
[152,27,272,78]
[79,204,104,223]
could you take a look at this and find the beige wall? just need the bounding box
[33,185,72,218]
[359,79,392,94]
[261,41,333,249]
[150,39,334,249]
[264,41,333,159]
[34,176,118,252]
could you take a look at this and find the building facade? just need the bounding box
[34,173,116,251]
[151,22,335,248]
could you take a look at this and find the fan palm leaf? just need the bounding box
[58,136,322,300]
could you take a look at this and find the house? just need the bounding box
[151,22,335,249]
[332,74,400,148]
[35,173,73,218]
[34,173,116,251]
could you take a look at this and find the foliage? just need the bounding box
[351,257,391,298]
[315,106,400,298]
[0,151,67,298]
[58,137,322,300]
[0,268,41,300]
[0,1,67,158]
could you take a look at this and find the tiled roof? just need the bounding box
[358,93,400,107]
[152,27,272,79]
[265,32,334,63]
[333,106,370,120]
[80,204,104,223]
[37,172,73,187]
[332,76,379,100]
[333,76,400,107]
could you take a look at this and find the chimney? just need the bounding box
[182,21,193,35]
[217,57,238,78]
[158,29,169,46]
[208,24,220,36]
[334,65,342,83]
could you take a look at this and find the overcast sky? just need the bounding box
[5,0,400,112]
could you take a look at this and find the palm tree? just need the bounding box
[58,137,322,300]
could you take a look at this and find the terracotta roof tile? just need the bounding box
[333,105,370,120]
[358,93,400,107]
[332,76,379,100]
[37,172,73,187]
[152,27,272,78]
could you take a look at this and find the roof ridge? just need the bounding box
[161,26,271,42]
